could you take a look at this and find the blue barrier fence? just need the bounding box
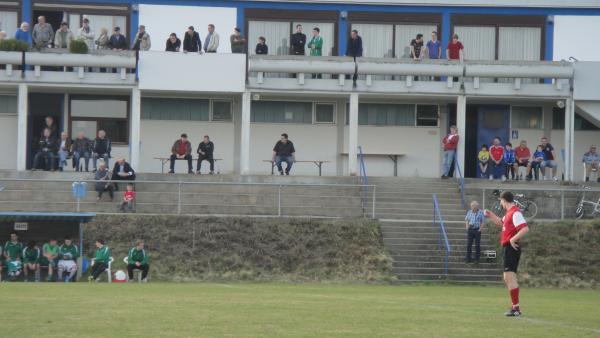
[454,154,466,209]
[433,193,451,277]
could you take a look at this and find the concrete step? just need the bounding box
[374,213,466,222]
[392,266,501,276]
[394,272,501,282]
[390,254,499,263]
[392,260,499,269]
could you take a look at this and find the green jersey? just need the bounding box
[43,243,59,259]
[308,36,323,56]
[94,245,110,264]
[22,247,41,264]
[127,248,148,266]
[59,244,79,261]
[4,241,23,260]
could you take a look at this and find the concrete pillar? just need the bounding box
[564,97,575,181]
[17,84,28,171]
[348,93,359,176]
[240,91,251,175]
[130,88,141,169]
[456,95,467,174]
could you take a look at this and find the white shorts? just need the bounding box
[58,260,77,272]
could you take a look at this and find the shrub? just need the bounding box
[0,38,29,52]
[69,39,88,54]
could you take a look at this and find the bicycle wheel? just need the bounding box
[522,201,538,220]
[575,200,585,220]
[492,201,504,217]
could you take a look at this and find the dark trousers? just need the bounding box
[197,155,214,172]
[127,263,149,280]
[96,184,114,199]
[33,151,57,170]
[170,154,192,172]
[112,175,135,191]
[91,262,107,280]
[466,229,481,262]
[491,161,506,179]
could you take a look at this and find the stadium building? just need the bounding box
[0,0,598,180]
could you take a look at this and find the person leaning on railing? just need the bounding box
[95,28,109,50]
[32,16,54,50]
[53,22,74,49]
[230,27,246,54]
[132,25,151,51]
[14,22,32,47]
[78,18,95,51]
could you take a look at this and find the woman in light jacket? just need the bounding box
[95,27,109,50]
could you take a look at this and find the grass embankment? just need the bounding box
[84,215,394,283]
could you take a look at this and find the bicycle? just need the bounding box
[490,189,538,220]
[575,186,600,219]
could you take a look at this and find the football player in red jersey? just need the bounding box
[485,191,530,317]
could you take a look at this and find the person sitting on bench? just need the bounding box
[95,162,114,201]
[22,241,41,282]
[89,239,110,282]
[92,130,111,172]
[169,133,193,174]
[111,157,136,191]
[127,240,149,282]
[41,238,59,282]
[32,128,58,171]
[272,133,296,176]
[196,135,215,175]
[58,236,79,282]
[72,132,91,172]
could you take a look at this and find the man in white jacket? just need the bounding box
[203,24,219,53]
[78,18,95,50]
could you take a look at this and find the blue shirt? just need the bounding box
[14,29,32,45]
[203,33,212,52]
[426,40,441,59]
[465,209,484,229]
[503,149,516,164]
[533,150,546,161]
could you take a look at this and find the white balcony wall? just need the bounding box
[139,4,236,53]
[138,51,246,93]
[554,16,600,62]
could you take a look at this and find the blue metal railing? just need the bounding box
[454,153,466,209]
[433,193,451,277]
[358,146,369,215]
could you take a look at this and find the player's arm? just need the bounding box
[484,210,502,226]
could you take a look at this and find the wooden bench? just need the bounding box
[154,157,223,174]
[342,152,405,176]
[263,160,331,176]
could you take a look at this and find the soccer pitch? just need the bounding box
[0,283,598,337]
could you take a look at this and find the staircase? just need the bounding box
[367,177,502,283]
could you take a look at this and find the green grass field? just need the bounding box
[0,283,598,337]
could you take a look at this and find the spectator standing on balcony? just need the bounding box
[78,18,95,50]
[204,24,219,53]
[425,31,442,60]
[53,22,73,49]
[169,133,193,174]
[346,30,363,58]
[272,133,296,176]
[183,26,201,53]
[255,36,268,55]
[515,140,531,180]
[196,135,215,175]
[109,27,127,50]
[410,33,424,60]
[33,128,58,171]
[15,22,32,46]
[441,125,459,179]
[111,157,136,190]
[489,137,505,181]
[308,27,323,79]
[446,34,464,62]
[230,27,246,54]
[133,25,151,51]
[57,131,72,172]
[95,28,109,50]
[291,24,306,55]
[92,130,111,171]
[583,145,599,182]
[165,33,181,52]
[72,132,91,172]
[32,16,54,49]
[539,137,558,181]
[95,162,114,201]
[465,201,484,264]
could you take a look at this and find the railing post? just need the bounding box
[177,182,182,215]
[560,190,565,220]
[482,188,486,210]
[371,185,376,219]
[76,181,81,213]
[277,185,282,217]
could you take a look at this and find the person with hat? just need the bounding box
[109,26,128,50]
[230,27,246,53]
[170,133,193,174]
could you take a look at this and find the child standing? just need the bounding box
[478,144,490,178]
[530,146,546,181]
[504,143,517,180]
[119,183,136,212]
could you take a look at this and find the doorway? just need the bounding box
[28,93,64,169]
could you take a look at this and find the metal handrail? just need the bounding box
[358,146,373,218]
[454,153,466,209]
[433,193,451,277]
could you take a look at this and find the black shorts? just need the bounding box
[503,245,521,273]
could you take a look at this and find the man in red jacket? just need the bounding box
[441,125,459,179]
[489,137,505,181]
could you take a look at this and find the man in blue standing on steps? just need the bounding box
[465,200,484,264]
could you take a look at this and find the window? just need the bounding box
[358,103,415,126]
[315,103,335,124]
[0,11,18,37]
[141,98,209,121]
[70,97,129,143]
[511,106,542,129]
[0,95,17,115]
[552,108,599,131]
[251,101,313,124]
[416,105,439,127]
[211,101,233,122]
[482,111,505,129]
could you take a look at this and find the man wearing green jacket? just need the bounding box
[40,238,59,282]
[308,27,323,79]
[127,240,149,282]
[4,233,23,281]
[90,239,110,282]
[22,241,41,282]
[58,237,79,282]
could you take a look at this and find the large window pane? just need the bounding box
[395,24,437,59]
[498,27,541,61]
[351,24,393,58]
[416,105,439,127]
[98,119,128,143]
[0,95,17,115]
[248,21,289,55]
[511,106,542,129]
[212,101,232,121]
[72,120,97,138]
[358,103,415,126]
[315,103,335,123]
[453,26,495,61]
[141,98,209,121]
[0,11,18,37]
[251,101,312,124]
[71,100,128,118]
